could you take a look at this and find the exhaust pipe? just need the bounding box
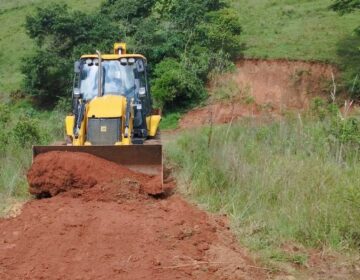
[96,50,102,97]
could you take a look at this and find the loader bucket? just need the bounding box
[32,145,163,193]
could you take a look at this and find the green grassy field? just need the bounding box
[166,110,360,266]
[0,0,100,93]
[232,0,359,62]
[0,0,358,93]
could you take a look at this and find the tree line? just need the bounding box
[22,0,244,110]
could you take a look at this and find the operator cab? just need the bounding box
[78,57,147,101]
[71,44,154,143]
[74,55,151,112]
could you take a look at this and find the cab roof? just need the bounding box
[80,54,147,60]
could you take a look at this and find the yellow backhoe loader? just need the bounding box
[33,43,163,190]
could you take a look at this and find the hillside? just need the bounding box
[0,0,100,93]
[0,0,358,93]
[232,0,359,62]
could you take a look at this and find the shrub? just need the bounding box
[336,33,360,98]
[330,116,360,145]
[22,49,72,106]
[22,4,120,107]
[331,0,360,98]
[54,96,72,114]
[0,104,10,124]
[196,8,243,60]
[330,0,360,14]
[152,58,206,109]
[0,132,8,153]
[13,119,42,147]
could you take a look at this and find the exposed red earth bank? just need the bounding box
[180,59,337,129]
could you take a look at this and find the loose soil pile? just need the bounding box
[0,152,266,280]
[27,151,163,196]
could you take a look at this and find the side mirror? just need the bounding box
[139,87,146,98]
[74,61,81,73]
[136,60,145,73]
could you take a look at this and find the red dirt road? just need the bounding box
[0,153,266,280]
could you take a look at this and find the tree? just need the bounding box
[22,0,244,109]
[22,49,71,106]
[22,4,120,106]
[101,0,156,36]
[195,8,243,59]
[151,58,206,109]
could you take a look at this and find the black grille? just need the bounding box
[87,118,122,145]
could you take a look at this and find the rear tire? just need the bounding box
[146,130,161,145]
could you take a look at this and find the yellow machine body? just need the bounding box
[64,95,161,146]
[33,43,163,192]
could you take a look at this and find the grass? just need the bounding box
[165,111,360,264]
[231,0,359,63]
[160,112,182,130]
[0,0,100,93]
[0,99,65,215]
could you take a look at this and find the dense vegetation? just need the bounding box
[22,0,244,109]
[166,105,360,262]
[0,100,65,215]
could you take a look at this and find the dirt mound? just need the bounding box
[180,59,337,129]
[0,189,265,280]
[27,151,162,196]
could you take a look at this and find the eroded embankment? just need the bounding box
[180,59,337,129]
[0,152,266,280]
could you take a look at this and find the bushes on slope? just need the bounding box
[22,0,244,110]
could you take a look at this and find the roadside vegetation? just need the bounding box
[160,112,182,130]
[0,99,65,215]
[166,101,360,266]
